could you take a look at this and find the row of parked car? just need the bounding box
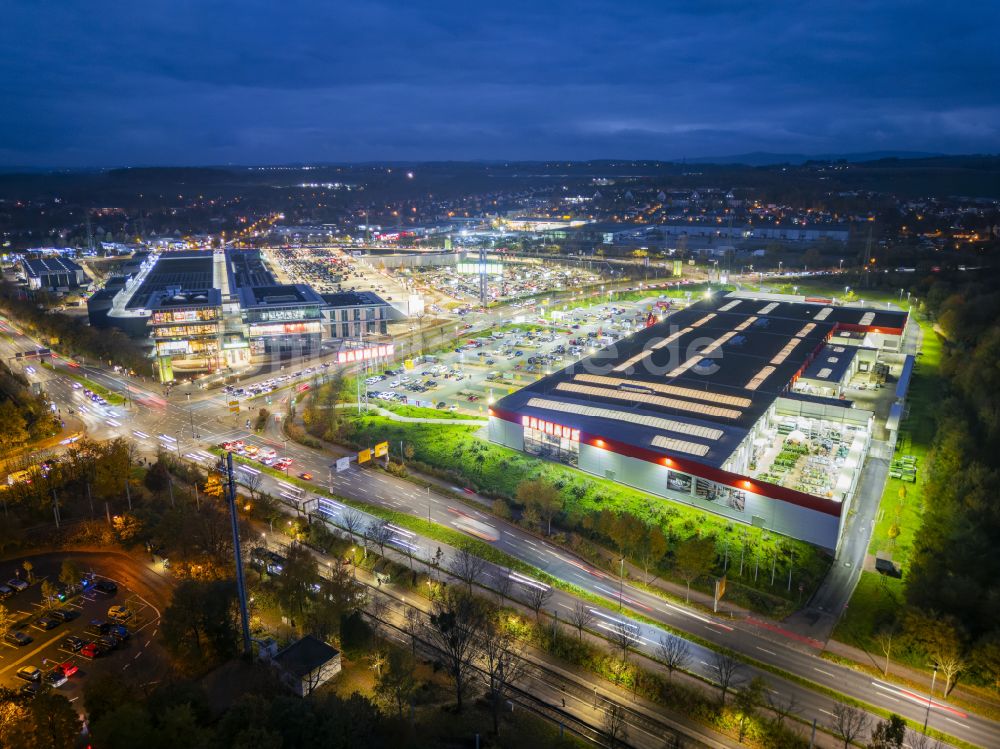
[5,578,124,698]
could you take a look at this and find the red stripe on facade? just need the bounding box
[489,406,843,518]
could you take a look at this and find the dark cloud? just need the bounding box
[0,0,997,165]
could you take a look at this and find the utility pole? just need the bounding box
[224,452,253,657]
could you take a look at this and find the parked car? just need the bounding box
[32,616,59,631]
[61,635,85,652]
[107,605,132,622]
[16,666,41,682]
[4,630,32,646]
[19,683,42,698]
[7,578,28,592]
[50,608,78,623]
[80,642,102,659]
[85,619,111,637]
[94,580,118,595]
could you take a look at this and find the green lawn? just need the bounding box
[376,402,467,420]
[334,412,829,616]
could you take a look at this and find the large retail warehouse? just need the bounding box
[489,294,908,550]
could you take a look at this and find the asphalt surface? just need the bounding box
[0,551,168,705]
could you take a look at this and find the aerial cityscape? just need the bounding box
[1,3,999,749]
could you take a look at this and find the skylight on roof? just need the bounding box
[525,397,723,444]
[574,373,752,407]
[758,302,779,314]
[814,307,833,321]
[555,382,742,420]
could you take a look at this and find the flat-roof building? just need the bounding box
[490,295,908,550]
[22,256,88,291]
[320,291,390,339]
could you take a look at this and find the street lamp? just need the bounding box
[923,665,938,733]
[619,557,625,611]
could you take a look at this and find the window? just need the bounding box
[523,425,579,466]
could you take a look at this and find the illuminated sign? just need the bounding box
[358,449,371,464]
[373,441,388,458]
[156,340,191,355]
[248,321,323,337]
[521,416,579,441]
[337,344,394,363]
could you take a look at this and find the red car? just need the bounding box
[80,642,102,659]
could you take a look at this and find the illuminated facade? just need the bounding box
[490,294,909,551]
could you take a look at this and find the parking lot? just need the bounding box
[362,295,679,416]
[0,553,166,703]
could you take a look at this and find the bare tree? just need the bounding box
[480,616,531,735]
[712,651,742,704]
[367,593,390,640]
[367,519,393,557]
[609,618,640,667]
[907,730,944,749]
[422,587,488,711]
[240,470,264,505]
[875,626,895,677]
[494,568,514,607]
[341,508,365,546]
[831,703,871,749]
[403,606,423,655]
[453,547,488,593]
[937,650,966,697]
[569,601,594,640]
[765,689,799,727]
[523,583,552,620]
[603,703,629,748]
[656,633,692,682]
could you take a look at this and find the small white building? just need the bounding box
[271,635,341,697]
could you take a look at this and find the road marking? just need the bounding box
[945,718,969,729]
[814,667,835,678]
[756,646,777,656]
[819,708,836,717]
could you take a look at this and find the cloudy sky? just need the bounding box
[2,0,997,166]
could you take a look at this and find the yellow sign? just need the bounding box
[358,449,372,464]
[374,441,388,458]
[404,359,414,370]
[715,576,727,601]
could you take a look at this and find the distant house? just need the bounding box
[271,635,341,697]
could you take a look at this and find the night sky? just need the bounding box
[2,1,997,167]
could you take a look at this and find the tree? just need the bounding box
[733,676,766,742]
[523,583,553,620]
[422,587,488,711]
[608,618,639,667]
[516,478,563,535]
[341,509,365,546]
[674,536,716,602]
[831,703,871,749]
[453,547,488,593]
[868,714,906,749]
[160,579,237,666]
[21,560,34,583]
[83,673,136,724]
[143,459,171,496]
[40,579,59,610]
[0,689,82,749]
[603,703,629,748]
[275,543,318,620]
[366,519,393,558]
[494,568,514,607]
[656,633,691,682]
[875,625,896,677]
[766,690,799,728]
[240,471,264,506]
[480,616,530,735]
[0,604,13,635]
[570,601,594,640]
[203,474,224,500]
[601,511,644,560]
[374,648,418,717]
[637,525,668,581]
[713,651,742,704]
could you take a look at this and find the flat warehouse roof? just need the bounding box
[799,344,858,383]
[494,295,906,469]
[126,251,215,309]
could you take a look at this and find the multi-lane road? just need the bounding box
[1,309,996,748]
